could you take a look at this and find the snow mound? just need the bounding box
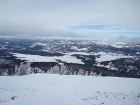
[0,74,140,105]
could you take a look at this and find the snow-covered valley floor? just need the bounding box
[0,74,140,105]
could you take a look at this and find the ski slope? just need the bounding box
[0,74,140,105]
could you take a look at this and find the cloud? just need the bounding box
[0,0,140,39]
[127,37,140,43]
[110,36,140,43]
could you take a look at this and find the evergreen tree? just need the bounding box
[15,62,31,75]
[78,69,84,75]
[85,71,89,76]
[73,71,77,75]
[2,69,8,76]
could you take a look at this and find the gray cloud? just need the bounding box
[110,36,140,43]
[127,37,140,43]
[0,0,140,40]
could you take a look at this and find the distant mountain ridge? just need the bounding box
[0,39,140,78]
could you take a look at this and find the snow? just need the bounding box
[12,52,98,64]
[30,42,47,48]
[12,51,133,63]
[70,46,88,51]
[96,63,117,70]
[70,46,79,50]
[97,54,121,62]
[94,41,128,48]
[0,74,140,105]
[136,52,140,54]
[95,52,132,62]
[64,52,91,55]
[12,53,84,64]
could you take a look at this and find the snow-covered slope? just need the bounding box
[0,74,140,105]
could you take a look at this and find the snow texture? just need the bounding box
[0,74,140,105]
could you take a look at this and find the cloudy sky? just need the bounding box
[0,0,140,40]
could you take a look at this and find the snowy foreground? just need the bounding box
[0,74,140,105]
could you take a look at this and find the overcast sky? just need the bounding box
[0,0,140,40]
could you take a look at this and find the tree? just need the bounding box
[73,71,77,75]
[16,62,31,75]
[52,65,60,74]
[90,71,94,76]
[60,64,69,75]
[49,65,60,74]
[78,69,84,75]
[15,65,18,74]
[70,72,73,75]
[46,70,50,74]
[90,71,97,76]
[2,69,8,76]
[49,67,54,74]
[85,71,89,76]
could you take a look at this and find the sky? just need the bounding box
[0,0,140,41]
